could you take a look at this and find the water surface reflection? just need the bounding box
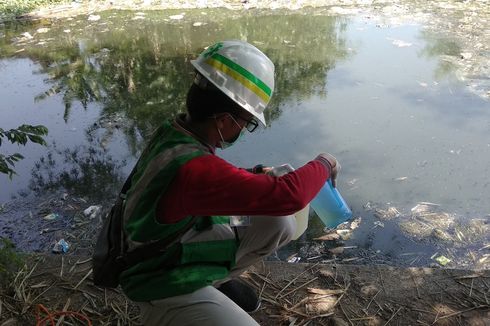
[0,9,488,268]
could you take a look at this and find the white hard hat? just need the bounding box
[191,40,275,126]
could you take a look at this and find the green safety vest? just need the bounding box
[120,120,238,302]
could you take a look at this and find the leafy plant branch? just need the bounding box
[0,124,48,178]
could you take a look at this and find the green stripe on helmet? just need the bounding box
[210,53,272,97]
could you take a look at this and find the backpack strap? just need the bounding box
[120,165,137,197]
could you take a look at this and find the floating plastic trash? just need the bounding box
[287,256,301,263]
[435,255,451,266]
[43,213,59,221]
[87,15,100,21]
[52,239,69,254]
[83,205,102,219]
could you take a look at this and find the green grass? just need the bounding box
[0,0,70,20]
[0,237,24,291]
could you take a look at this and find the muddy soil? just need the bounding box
[0,255,488,325]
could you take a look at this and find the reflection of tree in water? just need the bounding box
[21,11,350,147]
[418,30,461,80]
[29,141,126,201]
[32,43,102,122]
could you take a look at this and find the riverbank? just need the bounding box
[4,0,391,19]
[0,254,488,325]
[0,0,71,21]
[0,0,375,21]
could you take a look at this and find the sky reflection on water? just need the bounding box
[0,8,488,266]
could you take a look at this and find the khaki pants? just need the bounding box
[136,215,296,326]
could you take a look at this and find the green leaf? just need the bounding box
[0,159,10,174]
[27,134,47,145]
[12,153,24,160]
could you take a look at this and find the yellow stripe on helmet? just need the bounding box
[205,57,271,104]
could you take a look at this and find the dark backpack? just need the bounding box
[92,169,197,288]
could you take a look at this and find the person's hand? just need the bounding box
[315,153,340,187]
[262,166,273,174]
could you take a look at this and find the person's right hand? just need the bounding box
[315,153,340,187]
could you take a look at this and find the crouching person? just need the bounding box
[119,40,339,325]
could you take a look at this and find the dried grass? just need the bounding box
[0,255,140,325]
[244,264,349,325]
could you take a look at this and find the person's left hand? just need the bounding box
[261,166,272,174]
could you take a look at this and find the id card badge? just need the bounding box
[230,216,251,227]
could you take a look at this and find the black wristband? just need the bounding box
[252,164,264,174]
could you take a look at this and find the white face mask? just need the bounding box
[215,114,246,149]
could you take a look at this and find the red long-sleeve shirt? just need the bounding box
[157,154,329,224]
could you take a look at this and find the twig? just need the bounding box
[82,292,97,309]
[280,277,318,299]
[433,280,469,308]
[366,290,381,313]
[260,297,310,318]
[481,279,489,290]
[333,283,350,307]
[275,262,319,299]
[374,299,384,312]
[411,275,421,298]
[432,305,489,324]
[74,269,93,290]
[55,298,71,326]
[376,266,387,294]
[454,279,487,298]
[81,307,103,317]
[249,271,280,290]
[60,256,64,278]
[339,302,354,326]
[31,281,56,303]
[309,312,334,319]
[291,295,310,310]
[342,257,362,263]
[259,273,268,299]
[352,316,378,321]
[385,299,432,314]
[454,273,483,280]
[20,261,39,290]
[469,279,474,297]
[383,306,401,325]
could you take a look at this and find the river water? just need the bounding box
[0,4,489,268]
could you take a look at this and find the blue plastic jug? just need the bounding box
[310,179,352,228]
